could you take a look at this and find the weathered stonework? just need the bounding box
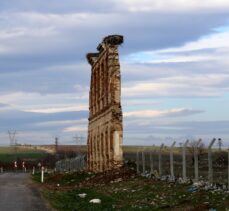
[86,35,124,172]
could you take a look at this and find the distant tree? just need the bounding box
[187,139,205,165]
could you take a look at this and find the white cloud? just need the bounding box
[0,11,118,55]
[124,108,204,118]
[127,30,229,65]
[117,0,229,12]
[122,73,229,97]
[158,31,229,54]
[123,28,229,98]
[34,119,87,127]
[0,91,88,113]
[63,125,87,133]
[26,105,87,113]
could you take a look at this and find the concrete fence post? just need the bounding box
[41,166,44,183]
[208,138,216,184]
[150,152,153,173]
[150,144,155,174]
[142,150,146,174]
[182,140,189,181]
[159,144,164,177]
[136,151,140,174]
[0,167,3,173]
[194,139,202,182]
[228,148,229,190]
[170,141,176,180]
[32,166,35,175]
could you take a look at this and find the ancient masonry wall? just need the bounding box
[86,35,124,172]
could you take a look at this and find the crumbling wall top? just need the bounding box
[103,35,123,46]
[86,35,123,66]
[86,53,100,66]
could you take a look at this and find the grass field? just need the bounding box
[0,146,48,164]
[33,170,229,210]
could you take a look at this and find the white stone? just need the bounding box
[89,199,101,204]
[78,193,87,198]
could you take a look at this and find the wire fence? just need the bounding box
[55,155,86,172]
[123,139,228,186]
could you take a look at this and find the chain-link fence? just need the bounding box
[124,139,228,185]
[55,155,86,172]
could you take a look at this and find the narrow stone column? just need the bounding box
[170,141,176,180]
[103,131,106,170]
[96,69,100,112]
[105,128,110,169]
[100,133,104,171]
[95,136,98,171]
[87,137,91,170]
[99,65,102,105]
[90,137,93,170]
[94,70,97,113]
[108,127,112,169]
[182,140,189,181]
[91,73,94,115]
[98,134,103,172]
[208,138,216,184]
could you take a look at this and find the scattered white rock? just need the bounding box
[114,178,122,183]
[78,193,87,198]
[89,199,101,204]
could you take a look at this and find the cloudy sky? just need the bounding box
[0,0,229,146]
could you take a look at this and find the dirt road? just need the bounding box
[0,173,50,211]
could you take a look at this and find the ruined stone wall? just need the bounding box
[86,35,123,172]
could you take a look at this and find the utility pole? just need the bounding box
[55,137,59,153]
[73,134,84,155]
[8,130,17,146]
[8,130,18,162]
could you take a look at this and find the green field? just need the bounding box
[0,146,48,163]
[33,170,229,210]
